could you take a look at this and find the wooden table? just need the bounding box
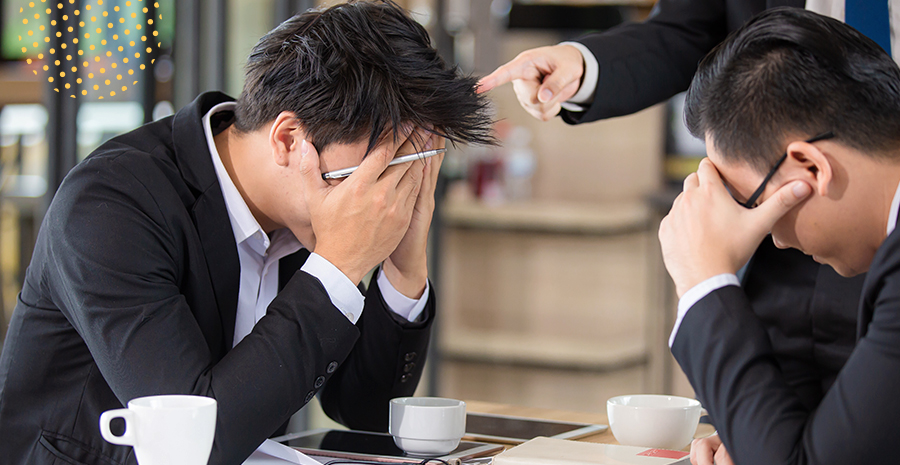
[464,400,715,448]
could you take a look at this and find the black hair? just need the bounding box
[684,7,900,173]
[234,0,496,153]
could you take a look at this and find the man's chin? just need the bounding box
[822,259,867,278]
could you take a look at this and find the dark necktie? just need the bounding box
[845,0,892,55]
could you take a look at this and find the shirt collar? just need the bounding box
[202,102,265,249]
[888,179,900,236]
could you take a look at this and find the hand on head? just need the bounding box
[383,128,446,299]
[477,44,584,121]
[299,125,429,285]
[658,158,812,297]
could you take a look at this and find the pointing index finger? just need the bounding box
[478,57,534,94]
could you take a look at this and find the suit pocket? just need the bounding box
[39,430,127,465]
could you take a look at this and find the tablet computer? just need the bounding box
[273,429,504,463]
[463,412,607,444]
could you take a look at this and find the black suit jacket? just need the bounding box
[566,0,804,123]
[564,0,864,407]
[672,219,900,464]
[0,92,435,465]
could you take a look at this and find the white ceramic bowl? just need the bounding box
[607,394,703,450]
[389,397,466,456]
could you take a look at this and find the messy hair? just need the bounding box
[684,7,900,173]
[234,0,496,153]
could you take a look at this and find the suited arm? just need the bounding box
[562,0,728,123]
[319,273,435,432]
[46,156,362,465]
[672,284,900,464]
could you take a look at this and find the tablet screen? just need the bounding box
[464,413,606,442]
[280,430,489,459]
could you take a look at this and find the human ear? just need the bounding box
[784,140,833,198]
[269,111,303,167]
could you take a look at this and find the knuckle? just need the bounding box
[517,49,536,62]
[350,182,368,197]
[780,192,794,208]
[372,191,389,209]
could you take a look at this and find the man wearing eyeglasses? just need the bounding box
[0,2,495,464]
[660,8,900,464]
[479,1,897,449]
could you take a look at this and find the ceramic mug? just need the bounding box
[607,394,705,450]
[100,394,217,465]
[389,397,466,456]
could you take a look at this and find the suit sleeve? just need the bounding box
[44,154,362,465]
[562,0,728,123]
[319,273,435,432]
[672,284,900,464]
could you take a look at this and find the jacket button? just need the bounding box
[403,362,415,373]
[304,391,316,403]
[404,352,417,362]
[327,361,339,373]
[315,376,326,388]
[400,373,412,383]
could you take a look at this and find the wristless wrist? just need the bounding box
[382,257,427,299]
[312,247,367,285]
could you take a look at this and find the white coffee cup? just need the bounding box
[389,397,466,456]
[100,394,217,465]
[607,394,705,450]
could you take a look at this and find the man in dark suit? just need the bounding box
[0,2,494,464]
[477,1,870,458]
[659,8,900,464]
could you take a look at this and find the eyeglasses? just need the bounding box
[737,131,835,209]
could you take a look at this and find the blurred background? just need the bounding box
[0,0,706,430]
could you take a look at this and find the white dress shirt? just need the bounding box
[564,0,900,111]
[201,102,429,347]
[669,179,900,348]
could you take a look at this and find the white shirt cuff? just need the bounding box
[668,274,740,348]
[376,268,429,323]
[301,253,365,324]
[558,41,599,112]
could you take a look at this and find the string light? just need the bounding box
[16,1,162,99]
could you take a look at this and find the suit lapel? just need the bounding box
[172,92,242,350]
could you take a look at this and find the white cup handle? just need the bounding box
[700,408,709,417]
[100,409,136,446]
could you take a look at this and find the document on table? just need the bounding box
[492,437,690,465]
[243,439,326,465]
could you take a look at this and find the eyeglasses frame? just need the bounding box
[738,131,835,209]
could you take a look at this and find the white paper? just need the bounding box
[243,439,325,465]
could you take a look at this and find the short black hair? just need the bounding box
[234,0,495,154]
[684,7,900,173]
